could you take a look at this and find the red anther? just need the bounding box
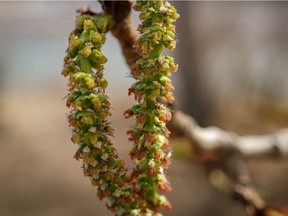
[61,68,69,77]
[128,87,135,96]
[155,150,165,160]
[66,99,72,108]
[129,169,138,181]
[136,152,145,160]
[163,141,169,150]
[124,108,134,118]
[163,158,171,169]
[148,168,157,176]
[136,116,145,124]
[158,183,172,192]
[131,64,140,77]
[129,151,137,160]
[73,151,81,161]
[129,197,135,204]
[159,112,172,122]
[144,134,157,143]
[163,201,172,210]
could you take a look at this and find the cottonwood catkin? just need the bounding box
[62,1,179,214]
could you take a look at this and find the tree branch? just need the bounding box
[99,0,140,68]
[170,110,288,158]
[170,110,288,216]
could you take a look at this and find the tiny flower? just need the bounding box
[167,40,176,51]
[164,92,174,103]
[113,189,121,198]
[157,183,172,192]
[159,5,168,13]
[116,207,126,216]
[72,100,82,110]
[89,133,98,145]
[100,78,108,89]
[90,96,101,109]
[100,181,108,191]
[148,159,156,168]
[88,126,97,132]
[83,19,95,30]
[71,133,81,144]
[106,197,115,208]
[163,158,171,169]
[163,201,172,210]
[93,173,99,180]
[101,153,109,161]
[80,46,92,57]
[139,11,150,20]
[170,63,178,72]
[84,76,95,89]
[89,159,98,167]
[69,35,83,49]
[130,209,142,216]
[123,108,133,118]
[61,68,69,77]
[90,31,103,44]
[73,149,82,161]
[80,114,94,125]
[82,146,90,153]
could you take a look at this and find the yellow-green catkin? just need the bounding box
[63,1,179,214]
[124,0,179,213]
[62,13,140,215]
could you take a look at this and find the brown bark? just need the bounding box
[99,1,140,68]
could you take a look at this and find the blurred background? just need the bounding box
[0,1,287,216]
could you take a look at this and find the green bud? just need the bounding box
[166,40,176,51]
[139,11,150,20]
[84,76,95,89]
[90,31,103,44]
[148,89,160,101]
[76,15,89,30]
[100,78,108,90]
[90,94,102,109]
[158,75,170,84]
[80,113,94,126]
[83,19,95,30]
[90,49,107,64]
[89,133,98,145]
[69,35,83,49]
[72,100,82,110]
[80,46,92,57]
[71,132,81,144]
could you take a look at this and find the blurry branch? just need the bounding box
[98,1,288,216]
[169,109,288,216]
[169,110,288,158]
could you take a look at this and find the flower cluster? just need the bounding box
[63,1,179,215]
[124,0,179,213]
[62,13,139,215]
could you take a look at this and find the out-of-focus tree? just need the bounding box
[173,2,288,131]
